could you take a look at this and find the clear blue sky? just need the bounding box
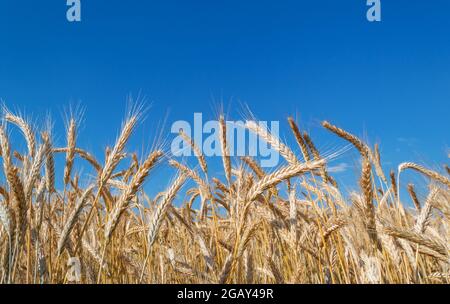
[0,1,448,196]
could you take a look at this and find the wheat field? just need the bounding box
[0,106,449,284]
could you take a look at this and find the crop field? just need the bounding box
[0,106,448,284]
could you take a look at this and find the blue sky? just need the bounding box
[0,1,449,197]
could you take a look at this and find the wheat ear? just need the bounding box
[100,113,139,184]
[0,125,13,180]
[4,111,36,158]
[241,156,265,179]
[245,120,299,165]
[414,187,439,234]
[398,162,450,188]
[63,118,76,185]
[381,222,448,257]
[78,112,141,247]
[322,121,368,156]
[247,160,325,202]
[147,173,187,247]
[53,147,102,172]
[179,129,207,174]
[302,131,331,184]
[57,185,95,255]
[25,142,47,201]
[169,160,210,199]
[41,132,55,193]
[360,158,380,250]
[219,116,231,184]
[8,167,27,248]
[287,117,311,162]
[407,184,421,211]
[0,199,12,237]
[104,150,163,242]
